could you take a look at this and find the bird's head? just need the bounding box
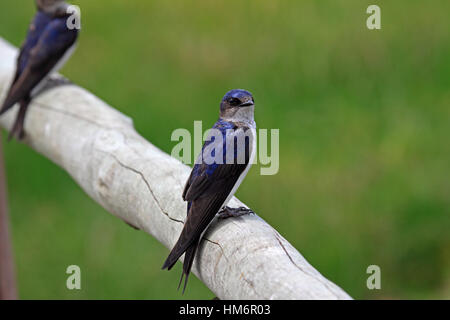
[36,0,70,14]
[220,89,255,123]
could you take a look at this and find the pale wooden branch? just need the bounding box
[0,37,351,300]
[0,133,18,300]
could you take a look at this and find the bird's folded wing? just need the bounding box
[183,126,251,202]
[1,18,78,112]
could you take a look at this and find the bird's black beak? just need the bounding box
[240,101,254,107]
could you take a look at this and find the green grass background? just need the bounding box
[0,0,449,299]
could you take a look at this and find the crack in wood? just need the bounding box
[101,151,184,224]
[34,101,120,130]
[274,233,340,299]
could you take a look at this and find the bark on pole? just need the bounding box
[0,132,18,300]
[0,37,351,300]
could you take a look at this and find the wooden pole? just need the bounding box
[0,37,351,299]
[0,133,18,300]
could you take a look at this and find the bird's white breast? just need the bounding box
[31,41,78,97]
[221,126,257,208]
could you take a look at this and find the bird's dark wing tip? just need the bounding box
[0,100,13,117]
[162,257,177,271]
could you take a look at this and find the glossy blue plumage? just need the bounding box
[188,118,250,210]
[1,7,79,140]
[191,119,240,178]
[16,10,78,82]
[18,11,53,74]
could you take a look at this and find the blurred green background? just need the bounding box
[0,0,449,299]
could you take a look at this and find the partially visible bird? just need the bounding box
[0,0,79,140]
[162,89,257,293]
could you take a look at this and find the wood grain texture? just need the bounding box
[0,37,351,300]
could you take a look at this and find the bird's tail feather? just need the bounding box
[177,242,198,294]
[7,98,30,141]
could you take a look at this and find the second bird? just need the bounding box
[162,89,257,292]
[0,0,79,140]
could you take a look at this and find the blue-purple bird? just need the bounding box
[162,89,257,292]
[0,0,79,140]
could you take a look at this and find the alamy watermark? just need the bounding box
[171,121,279,175]
[66,265,81,290]
[366,5,381,30]
[366,265,381,290]
[66,5,81,30]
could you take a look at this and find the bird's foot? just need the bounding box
[35,76,72,96]
[218,206,254,219]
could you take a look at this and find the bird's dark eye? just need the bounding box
[229,98,241,106]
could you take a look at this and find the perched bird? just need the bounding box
[0,0,79,140]
[162,89,257,292]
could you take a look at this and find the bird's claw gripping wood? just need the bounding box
[218,206,255,219]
